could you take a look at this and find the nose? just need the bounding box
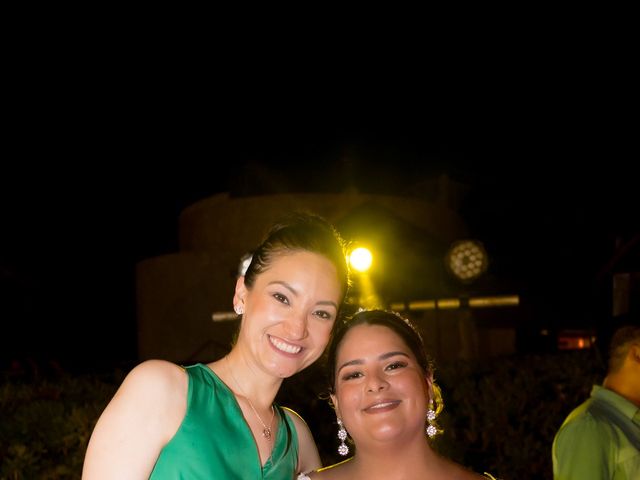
[283,312,308,340]
[366,371,389,393]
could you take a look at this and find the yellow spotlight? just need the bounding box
[349,247,373,273]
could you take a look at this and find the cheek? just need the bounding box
[335,385,361,420]
[308,319,334,344]
[399,375,429,409]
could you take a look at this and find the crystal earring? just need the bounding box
[426,403,437,438]
[234,304,244,315]
[337,418,349,456]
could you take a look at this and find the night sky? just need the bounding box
[2,89,637,371]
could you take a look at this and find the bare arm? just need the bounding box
[283,408,322,475]
[82,360,187,480]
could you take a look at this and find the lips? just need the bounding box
[363,399,401,413]
[268,335,303,355]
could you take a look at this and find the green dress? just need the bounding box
[150,363,299,479]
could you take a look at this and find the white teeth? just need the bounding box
[270,336,302,354]
[369,402,394,409]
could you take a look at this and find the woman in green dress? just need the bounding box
[83,212,351,479]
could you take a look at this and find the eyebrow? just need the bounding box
[268,280,339,310]
[337,351,410,375]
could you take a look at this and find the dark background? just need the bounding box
[1,71,637,371]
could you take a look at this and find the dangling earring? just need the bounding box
[234,304,244,315]
[426,401,437,438]
[337,418,349,456]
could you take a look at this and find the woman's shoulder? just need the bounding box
[118,359,188,400]
[445,459,492,480]
[299,458,352,479]
[126,359,185,380]
[281,406,317,440]
[296,470,335,480]
[281,407,324,474]
[299,461,492,480]
[281,407,307,427]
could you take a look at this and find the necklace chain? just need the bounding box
[226,357,275,441]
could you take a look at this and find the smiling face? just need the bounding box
[331,323,432,445]
[235,250,342,378]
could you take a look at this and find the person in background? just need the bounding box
[83,212,351,479]
[552,324,640,479]
[300,309,491,479]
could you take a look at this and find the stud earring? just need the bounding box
[337,418,349,456]
[426,402,437,438]
[234,305,244,315]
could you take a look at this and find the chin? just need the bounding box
[271,362,303,379]
[370,427,410,442]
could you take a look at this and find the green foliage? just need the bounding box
[281,350,601,479]
[1,352,600,478]
[0,371,121,480]
[434,350,601,480]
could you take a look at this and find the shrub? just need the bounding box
[0,351,601,479]
[0,368,122,480]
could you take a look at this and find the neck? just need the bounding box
[347,437,441,479]
[217,351,283,408]
[603,371,640,408]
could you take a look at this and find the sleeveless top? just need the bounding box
[298,472,499,479]
[150,363,300,479]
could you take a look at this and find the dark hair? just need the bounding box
[243,211,351,301]
[327,310,431,390]
[608,325,640,373]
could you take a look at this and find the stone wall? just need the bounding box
[136,192,471,362]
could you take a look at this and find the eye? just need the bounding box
[313,310,334,320]
[385,361,407,371]
[273,293,290,305]
[341,371,362,381]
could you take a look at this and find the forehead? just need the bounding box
[256,250,342,295]
[337,324,410,359]
[260,250,337,276]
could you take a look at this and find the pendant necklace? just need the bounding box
[226,357,275,440]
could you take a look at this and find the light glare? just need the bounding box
[350,247,373,272]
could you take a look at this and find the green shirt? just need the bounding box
[150,363,300,479]
[552,385,640,480]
